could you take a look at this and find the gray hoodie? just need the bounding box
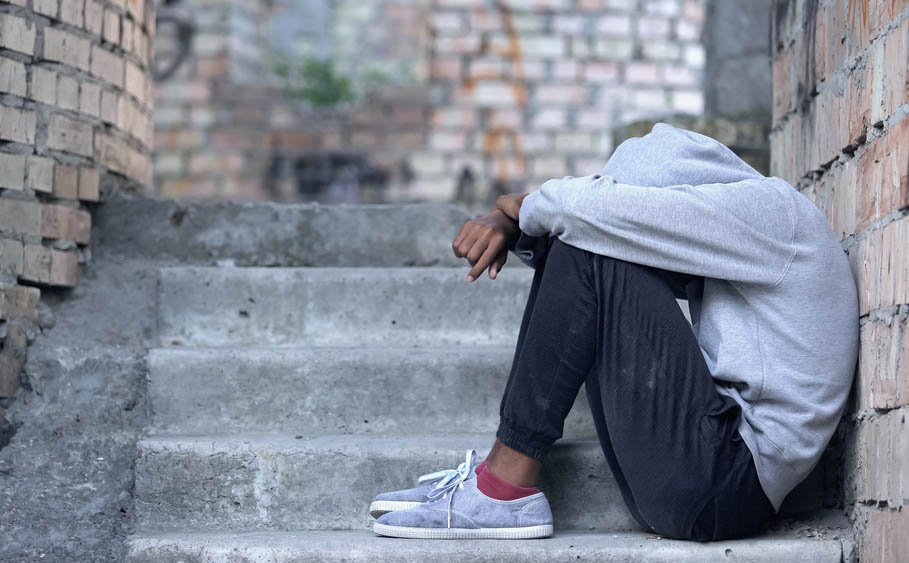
[515,123,859,510]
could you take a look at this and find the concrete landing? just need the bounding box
[126,529,844,563]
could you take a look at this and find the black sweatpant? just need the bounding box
[497,236,775,541]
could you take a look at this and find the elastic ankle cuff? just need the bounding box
[496,419,553,460]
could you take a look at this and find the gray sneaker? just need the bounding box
[373,453,553,539]
[369,450,479,519]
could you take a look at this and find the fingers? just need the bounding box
[467,235,505,282]
[488,251,508,279]
[454,228,481,260]
[452,223,471,256]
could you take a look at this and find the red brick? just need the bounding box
[47,114,94,157]
[848,216,909,316]
[847,409,909,503]
[41,203,91,244]
[856,118,909,231]
[50,249,78,287]
[53,164,79,199]
[857,316,909,410]
[78,167,100,201]
[855,506,909,563]
[44,27,91,71]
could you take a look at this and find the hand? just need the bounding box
[452,209,519,282]
[494,193,530,222]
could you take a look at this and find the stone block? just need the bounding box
[0,13,36,56]
[41,203,91,243]
[638,15,670,38]
[90,45,124,88]
[50,249,78,286]
[57,74,79,112]
[536,84,586,104]
[643,40,682,61]
[429,131,467,152]
[121,17,134,52]
[0,239,23,276]
[0,153,26,191]
[33,0,58,17]
[597,14,631,36]
[103,8,120,44]
[857,316,909,411]
[0,284,39,321]
[84,0,104,36]
[47,114,94,157]
[856,505,909,563]
[0,57,27,97]
[44,27,91,71]
[127,0,145,26]
[21,244,51,284]
[593,38,633,60]
[78,167,100,201]
[60,0,84,27]
[554,132,593,153]
[625,62,660,84]
[532,107,567,128]
[26,155,54,193]
[100,89,118,124]
[0,199,41,237]
[0,106,36,144]
[468,81,524,107]
[30,66,57,105]
[124,61,146,103]
[54,164,79,199]
[583,61,619,82]
[80,81,101,117]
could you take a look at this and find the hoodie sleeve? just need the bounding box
[519,174,796,285]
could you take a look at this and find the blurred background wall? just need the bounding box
[152,0,726,209]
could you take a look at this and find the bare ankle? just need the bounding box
[485,439,542,487]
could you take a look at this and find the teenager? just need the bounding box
[370,123,858,541]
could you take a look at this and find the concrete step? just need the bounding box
[126,529,845,563]
[134,433,632,533]
[96,198,474,267]
[147,347,596,437]
[157,267,533,347]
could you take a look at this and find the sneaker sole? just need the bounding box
[369,500,422,519]
[373,522,554,540]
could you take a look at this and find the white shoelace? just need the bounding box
[421,449,477,528]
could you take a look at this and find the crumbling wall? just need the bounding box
[770,1,908,560]
[0,0,153,417]
[0,1,154,558]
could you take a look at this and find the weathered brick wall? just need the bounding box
[0,0,154,408]
[153,0,707,206]
[770,1,908,560]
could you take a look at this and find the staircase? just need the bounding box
[124,202,847,562]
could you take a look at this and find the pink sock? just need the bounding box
[476,463,539,500]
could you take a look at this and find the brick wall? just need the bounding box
[0,0,154,407]
[153,0,707,206]
[769,1,908,560]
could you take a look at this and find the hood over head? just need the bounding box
[601,123,764,188]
